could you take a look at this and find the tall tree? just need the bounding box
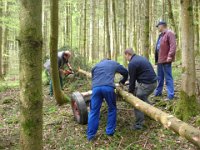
[18,0,43,149]
[194,0,199,55]
[0,0,3,80]
[123,0,127,66]
[175,0,200,121]
[50,0,68,105]
[167,0,178,46]
[42,0,49,59]
[89,0,96,62]
[83,0,87,64]
[2,1,9,76]
[112,0,119,61]
[162,0,166,20]
[143,0,150,59]
[105,0,111,59]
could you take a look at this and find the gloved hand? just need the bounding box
[64,70,72,75]
[129,89,136,96]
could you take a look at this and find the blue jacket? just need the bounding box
[92,59,128,88]
[128,55,157,94]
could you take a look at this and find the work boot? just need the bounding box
[130,124,145,131]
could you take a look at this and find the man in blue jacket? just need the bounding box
[87,59,128,141]
[124,48,157,130]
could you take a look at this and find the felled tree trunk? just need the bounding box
[116,87,200,148]
[77,68,200,148]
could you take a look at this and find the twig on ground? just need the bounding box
[124,140,145,150]
[144,139,148,148]
[117,137,123,149]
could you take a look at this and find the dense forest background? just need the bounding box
[0,0,199,80]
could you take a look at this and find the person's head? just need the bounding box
[156,21,167,32]
[63,51,71,60]
[124,48,135,61]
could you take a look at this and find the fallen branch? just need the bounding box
[77,68,200,148]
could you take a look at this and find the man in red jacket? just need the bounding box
[154,21,176,100]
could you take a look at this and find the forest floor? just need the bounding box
[1,60,200,150]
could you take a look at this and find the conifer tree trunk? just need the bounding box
[112,0,118,61]
[175,0,200,121]
[42,0,48,60]
[143,0,150,59]
[83,0,87,63]
[2,1,9,76]
[89,0,96,62]
[194,0,199,55]
[123,0,127,66]
[105,0,111,59]
[0,0,3,80]
[18,0,43,149]
[167,0,178,46]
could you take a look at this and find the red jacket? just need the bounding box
[155,30,176,64]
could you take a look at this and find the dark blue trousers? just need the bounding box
[87,86,116,140]
[154,63,174,99]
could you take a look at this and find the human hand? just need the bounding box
[167,57,172,62]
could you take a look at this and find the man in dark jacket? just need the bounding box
[124,48,157,130]
[44,51,72,96]
[87,59,128,141]
[154,21,176,100]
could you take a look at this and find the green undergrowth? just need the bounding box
[0,80,19,92]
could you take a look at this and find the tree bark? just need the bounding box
[0,0,3,80]
[50,0,68,105]
[194,0,199,55]
[89,0,96,62]
[77,68,200,148]
[112,0,119,61]
[83,0,87,64]
[105,0,111,59]
[167,0,178,47]
[175,0,200,121]
[123,0,127,66]
[18,0,43,149]
[42,0,48,60]
[162,0,166,20]
[143,0,150,59]
[2,1,9,76]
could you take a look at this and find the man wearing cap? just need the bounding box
[44,51,73,96]
[87,59,128,141]
[124,48,157,130]
[154,21,176,100]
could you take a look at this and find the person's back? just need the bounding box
[92,59,126,88]
[87,59,128,141]
[129,55,157,85]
